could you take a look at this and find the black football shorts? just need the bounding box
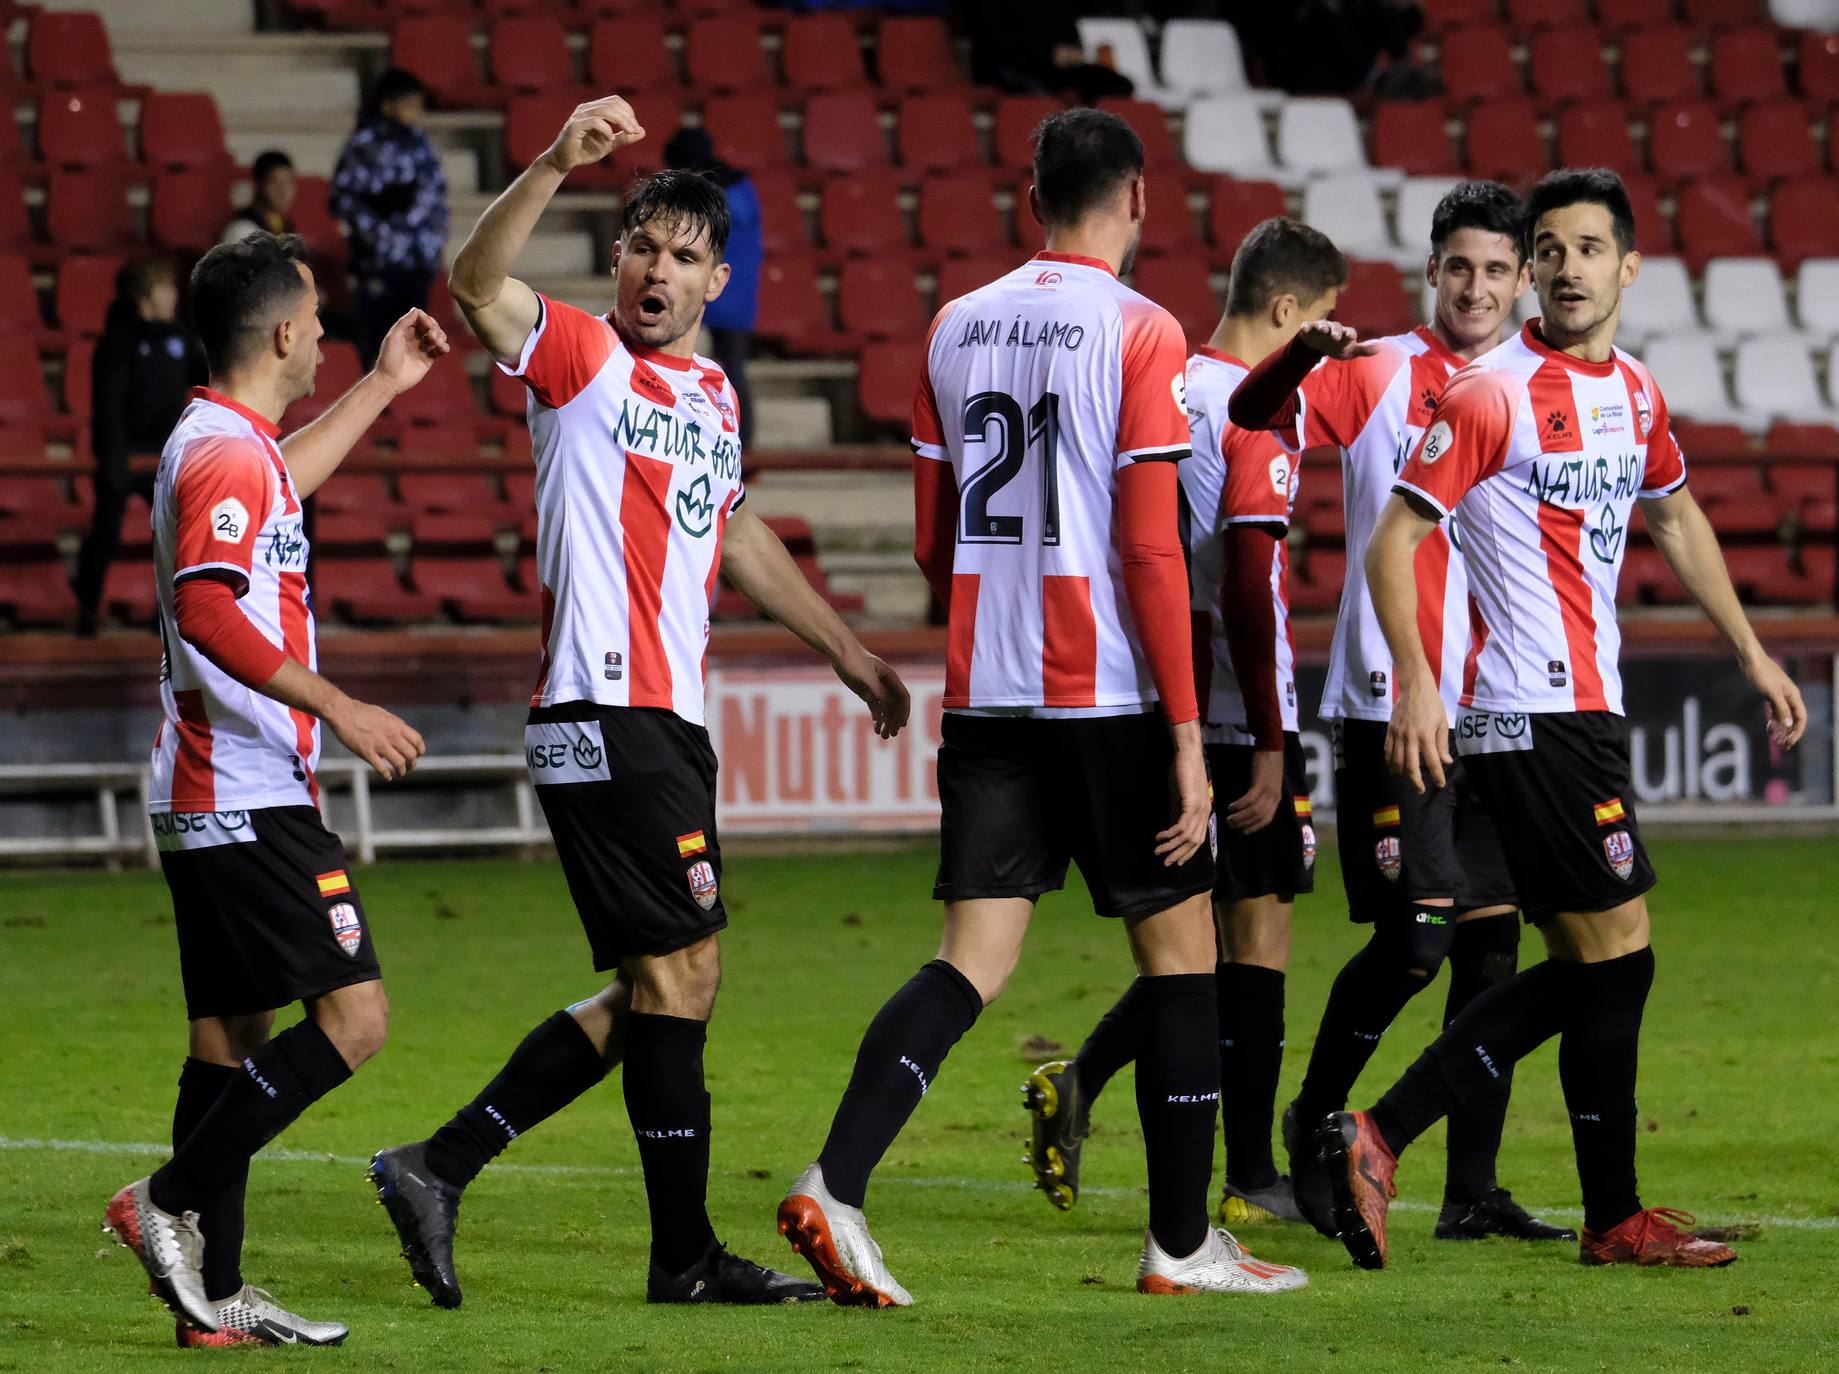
[1206,733,1317,904]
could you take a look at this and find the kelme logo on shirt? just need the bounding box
[676,473,715,537]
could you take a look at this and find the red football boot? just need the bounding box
[1318,1110,1397,1270]
[1579,1208,1738,1268]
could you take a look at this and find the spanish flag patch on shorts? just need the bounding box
[316,870,351,897]
[1593,797,1626,826]
[1372,804,1401,828]
[676,831,708,858]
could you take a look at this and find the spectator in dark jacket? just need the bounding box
[73,258,206,635]
[963,0,1134,102]
[331,69,448,365]
[220,150,298,246]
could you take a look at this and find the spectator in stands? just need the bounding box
[331,69,448,366]
[1227,0,1430,98]
[963,0,1134,102]
[665,127,760,453]
[73,258,206,636]
[220,150,298,246]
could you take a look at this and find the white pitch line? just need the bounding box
[4,1135,1835,1231]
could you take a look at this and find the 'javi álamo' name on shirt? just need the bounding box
[954,317,1087,351]
[611,397,741,480]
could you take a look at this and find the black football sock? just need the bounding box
[1073,978,1142,1104]
[816,959,982,1208]
[1217,962,1284,1191]
[623,1013,717,1275]
[172,1058,245,1302]
[1294,933,1432,1127]
[151,1020,352,1216]
[1559,946,1655,1234]
[1369,958,1573,1159]
[424,1011,609,1191]
[1441,914,1521,1205]
[1136,973,1219,1259]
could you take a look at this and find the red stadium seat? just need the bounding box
[802,90,889,174]
[1737,102,1820,183]
[1769,179,1839,270]
[415,556,534,623]
[1799,31,1839,108]
[994,96,1065,171]
[1709,27,1788,107]
[37,88,128,166]
[837,257,926,342]
[317,559,444,625]
[389,365,479,429]
[1336,260,1415,337]
[917,175,1009,258]
[1555,101,1643,178]
[1648,101,1732,181]
[1528,29,1613,105]
[395,426,484,463]
[138,93,232,172]
[1505,0,1588,31]
[1686,465,1778,532]
[284,341,364,429]
[685,15,770,95]
[586,18,678,93]
[1129,257,1217,347]
[1294,549,1347,613]
[754,259,847,354]
[1671,420,1751,453]
[290,174,347,263]
[312,471,401,520]
[782,13,867,92]
[392,18,493,110]
[26,11,119,88]
[1766,425,1839,457]
[488,369,527,420]
[751,172,809,256]
[897,92,981,174]
[45,170,136,252]
[1619,26,1701,106]
[150,169,232,253]
[0,104,25,169]
[1439,26,1524,107]
[703,94,790,174]
[1136,189,1204,259]
[1371,101,1459,176]
[505,91,623,188]
[1208,179,1288,258]
[0,473,82,518]
[397,470,498,515]
[1595,0,1678,32]
[54,255,118,338]
[1675,176,1764,269]
[819,172,909,257]
[0,257,43,337]
[0,171,32,255]
[101,560,157,626]
[1463,100,1547,182]
[856,341,925,426]
[1620,544,1688,604]
[878,16,963,92]
[490,16,575,95]
[1418,0,1500,34]
[61,338,93,418]
[0,561,76,628]
[1679,0,1764,32]
[1097,98,1180,171]
[1724,544,1829,605]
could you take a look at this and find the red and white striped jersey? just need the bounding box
[1182,346,1301,742]
[1395,322,1686,715]
[1294,326,1472,722]
[912,252,1192,716]
[505,295,746,726]
[150,389,319,813]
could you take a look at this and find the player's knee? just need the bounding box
[313,982,389,1067]
[1376,905,1457,978]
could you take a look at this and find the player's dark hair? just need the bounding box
[188,231,310,375]
[1031,107,1145,226]
[369,68,427,115]
[621,170,731,261]
[1430,180,1526,260]
[251,150,294,184]
[1524,167,1637,256]
[1224,217,1348,318]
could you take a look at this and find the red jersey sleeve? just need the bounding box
[1218,424,1296,531]
[911,353,946,462]
[1635,375,1686,499]
[1115,300,1191,466]
[1296,344,1400,452]
[503,294,616,410]
[1393,365,1520,519]
[172,436,276,594]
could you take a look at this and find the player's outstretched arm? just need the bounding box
[1227,321,1379,432]
[281,309,450,499]
[721,509,911,739]
[1367,494,1451,793]
[450,95,645,364]
[1643,486,1807,748]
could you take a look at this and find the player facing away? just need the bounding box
[1229,182,1573,1246]
[368,96,909,1308]
[101,231,445,1345]
[1019,218,1348,1229]
[777,109,1309,1306]
[1320,169,1808,1270]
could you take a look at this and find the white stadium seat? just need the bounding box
[1794,259,1839,339]
[1159,20,1250,100]
[1700,258,1793,342]
[1076,18,1178,108]
[1302,174,1393,259]
[1182,95,1279,177]
[1395,177,1461,260]
[1278,97,1368,175]
[1769,0,1839,27]
[1617,257,1700,345]
[1639,335,1739,421]
[1732,338,1832,422]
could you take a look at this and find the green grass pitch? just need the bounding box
[2,837,1836,1372]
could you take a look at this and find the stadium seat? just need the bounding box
[0,472,83,521]
[1078,18,1176,107]
[1650,101,1734,181]
[897,93,981,174]
[1619,544,1686,604]
[395,426,487,464]
[876,16,962,92]
[397,470,499,515]
[313,471,401,521]
[1278,98,1368,175]
[1680,465,1778,533]
[1293,549,1346,614]
[415,556,534,623]
[1506,0,1589,30]
[1675,177,1764,269]
[138,93,231,172]
[1737,101,1821,182]
[150,169,232,253]
[802,90,889,174]
[1710,27,1789,107]
[1771,181,1839,272]
[1463,101,1548,182]
[1209,179,1289,259]
[408,509,500,551]
[1136,188,1204,259]
[585,17,678,93]
[1183,96,1280,178]
[390,365,479,429]
[1302,174,1392,258]
[750,172,808,257]
[290,175,347,263]
[53,255,119,339]
[1617,256,1700,342]
[1438,26,1524,107]
[1596,0,1680,32]
[819,173,909,257]
[1371,102,1459,177]
[25,11,119,88]
[1620,27,1702,106]
[1336,260,1416,337]
[994,96,1065,171]
[1394,177,1462,256]
[490,16,575,95]
[101,560,156,626]
[1722,544,1831,605]
[1733,337,1830,419]
[317,558,443,625]
[857,341,925,427]
[686,15,770,95]
[1669,419,1751,453]
[0,560,76,629]
[1418,0,1500,33]
[1794,258,1839,338]
[37,89,129,167]
[703,95,790,174]
[0,170,34,255]
[392,18,492,110]
[1702,257,1793,339]
[917,175,1009,258]
[1555,101,1644,178]
[837,258,926,342]
[45,170,136,253]
[1622,175,1673,254]
[1679,0,1766,30]
[754,259,847,354]
[782,13,867,93]
[0,103,25,170]
[1799,30,1839,108]
[1159,19,1252,101]
[1640,335,1737,418]
[60,339,93,419]
[1529,29,1614,104]
[0,257,42,338]
[1129,257,1218,347]
[1098,98,1181,171]
[506,92,624,188]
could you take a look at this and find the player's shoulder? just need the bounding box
[1186,347,1248,396]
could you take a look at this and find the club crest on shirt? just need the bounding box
[687,859,719,910]
[1603,829,1635,881]
[327,902,363,957]
[1631,387,1653,440]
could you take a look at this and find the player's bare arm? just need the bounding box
[1642,487,1807,748]
[450,95,646,361]
[721,508,911,739]
[1366,493,1451,792]
[282,309,450,498]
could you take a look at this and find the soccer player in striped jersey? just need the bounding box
[778,109,1308,1305]
[369,96,908,1308]
[1321,169,1806,1270]
[103,232,445,1345]
[1229,182,1572,1245]
[1018,218,1348,1229]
